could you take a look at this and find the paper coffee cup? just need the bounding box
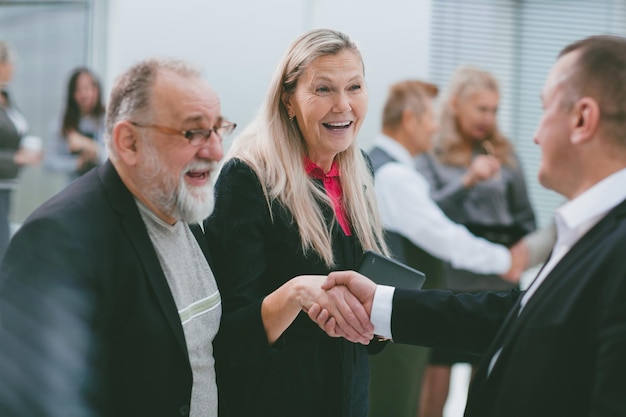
[20,135,43,152]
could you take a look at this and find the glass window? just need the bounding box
[429,0,626,227]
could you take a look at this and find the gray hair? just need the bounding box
[0,41,15,65]
[104,57,202,159]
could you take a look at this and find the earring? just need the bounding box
[289,114,295,122]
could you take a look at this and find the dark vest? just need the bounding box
[368,146,443,288]
[0,91,22,180]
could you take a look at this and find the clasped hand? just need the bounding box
[303,271,378,345]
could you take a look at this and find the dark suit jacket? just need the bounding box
[205,158,383,417]
[0,161,203,417]
[390,197,626,417]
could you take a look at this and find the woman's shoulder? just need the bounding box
[216,157,263,191]
[219,157,256,177]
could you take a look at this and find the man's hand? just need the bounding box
[294,275,373,345]
[501,240,529,283]
[307,270,377,343]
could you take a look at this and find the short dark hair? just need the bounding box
[559,35,626,144]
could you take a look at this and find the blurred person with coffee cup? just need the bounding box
[0,41,43,261]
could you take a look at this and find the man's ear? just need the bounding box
[401,108,416,128]
[112,121,140,166]
[571,97,600,145]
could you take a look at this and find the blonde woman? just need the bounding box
[418,66,536,417]
[205,29,388,417]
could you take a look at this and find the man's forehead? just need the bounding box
[152,71,220,119]
[154,70,216,97]
[542,50,579,99]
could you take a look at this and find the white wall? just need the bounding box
[105,0,432,150]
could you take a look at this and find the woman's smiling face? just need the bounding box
[284,50,368,171]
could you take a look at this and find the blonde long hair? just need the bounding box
[434,66,514,166]
[225,29,388,266]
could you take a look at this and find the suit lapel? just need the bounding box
[467,248,554,399]
[511,198,626,334]
[190,223,213,268]
[467,197,626,414]
[97,161,188,356]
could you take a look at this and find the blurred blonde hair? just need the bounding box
[434,66,514,166]
[225,28,388,266]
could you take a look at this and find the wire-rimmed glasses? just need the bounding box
[130,120,236,146]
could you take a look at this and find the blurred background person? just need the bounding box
[417,66,536,417]
[367,79,524,417]
[0,40,42,262]
[45,67,106,184]
[205,28,388,417]
[515,222,556,269]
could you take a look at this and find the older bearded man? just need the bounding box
[0,58,229,417]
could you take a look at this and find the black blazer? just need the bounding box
[390,197,626,417]
[0,161,203,417]
[205,158,383,417]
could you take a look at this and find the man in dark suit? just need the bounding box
[0,58,233,416]
[312,35,626,417]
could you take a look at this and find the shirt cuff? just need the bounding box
[371,285,395,339]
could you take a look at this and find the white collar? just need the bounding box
[371,134,415,167]
[555,167,626,243]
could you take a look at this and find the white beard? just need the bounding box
[173,160,216,223]
[137,141,217,223]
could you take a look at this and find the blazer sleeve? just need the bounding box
[0,216,98,416]
[391,288,520,356]
[205,159,279,368]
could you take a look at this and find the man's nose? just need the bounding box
[196,135,224,162]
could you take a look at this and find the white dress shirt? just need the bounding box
[520,167,626,310]
[372,167,626,344]
[372,135,510,274]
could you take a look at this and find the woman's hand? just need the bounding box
[67,130,98,158]
[462,155,500,187]
[14,147,43,166]
[307,271,377,343]
[261,274,374,346]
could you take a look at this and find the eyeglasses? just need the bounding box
[130,120,237,146]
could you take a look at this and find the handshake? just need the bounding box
[295,271,379,345]
[289,234,546,346]
[293,238,538,346]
